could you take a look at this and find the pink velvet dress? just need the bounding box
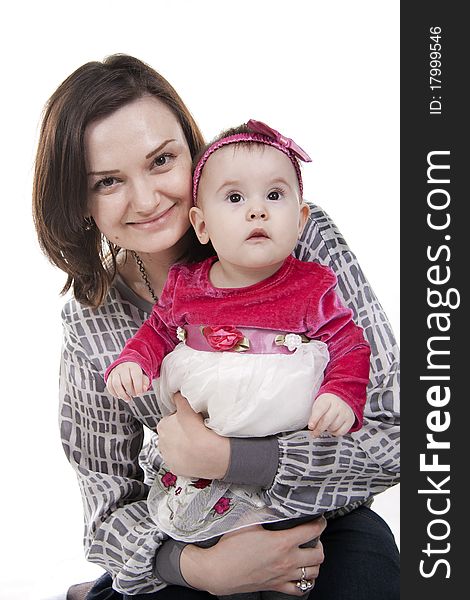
[106,255,371,542]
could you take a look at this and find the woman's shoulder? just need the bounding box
[62,285,124,324]
[295,203,353,266]
[61,283,148,363]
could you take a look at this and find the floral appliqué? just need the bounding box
[213,496,231,515]
[191,478,212,489]
[161,471,177,488]
[202,326,250,352]
[275,333,309,351]
[176,326,187,342]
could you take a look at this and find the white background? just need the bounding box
[1,1,399,598]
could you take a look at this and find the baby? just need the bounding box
[106,120,370,598]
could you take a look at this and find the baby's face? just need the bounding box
[190,144,309,272]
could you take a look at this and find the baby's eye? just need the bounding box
[267,190,281,201]
[228,193,243,203]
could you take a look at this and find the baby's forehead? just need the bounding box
[202,143,297,178]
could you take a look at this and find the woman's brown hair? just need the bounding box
[33,54,208,308]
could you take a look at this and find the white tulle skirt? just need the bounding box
[147,340,329,542]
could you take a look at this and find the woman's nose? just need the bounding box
[247,207,268,220]
[130,179,161,213]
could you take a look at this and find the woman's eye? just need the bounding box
[267,191,281,201]
[153,153,173,167]
[228,193,243,203]
[95,176,118,190]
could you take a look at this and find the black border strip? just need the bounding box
[401,2,466,596]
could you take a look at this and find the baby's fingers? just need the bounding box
[143,374,150,390]
[328,418,350,437]
[329,411,355,437]
[308,398,328,429]
[106,363,144,401]
[312,414,336,437]
[128,364,149,396]
[309,408,335,437]
[107,371,133,402]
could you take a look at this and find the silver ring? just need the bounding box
[295,567,314,593]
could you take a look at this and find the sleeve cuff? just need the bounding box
[154,539,192,588]
[222,436,279,488]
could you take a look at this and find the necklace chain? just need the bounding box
[131,251,158,303]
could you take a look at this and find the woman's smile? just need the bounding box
[127,204,176,229]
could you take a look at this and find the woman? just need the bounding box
[33,54,399,599]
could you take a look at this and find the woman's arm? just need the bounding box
[60,309,168,595]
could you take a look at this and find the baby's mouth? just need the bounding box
[247,228,269,240]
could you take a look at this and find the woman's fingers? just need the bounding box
[268,540,323,597]
[295,540,324,576]
[287,516,327,546]
[172,390,196,413]
[157,393,230,479]
[285,544,323,596]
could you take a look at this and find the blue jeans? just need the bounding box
[86,505,399,600]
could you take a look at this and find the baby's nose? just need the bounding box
[248,208,267,220]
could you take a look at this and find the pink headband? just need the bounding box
[192,119,312,205]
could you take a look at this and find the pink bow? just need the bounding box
[247,119,312,163]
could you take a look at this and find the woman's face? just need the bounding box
[85,96,193,256]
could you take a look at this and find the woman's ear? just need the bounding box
[298,202,310,237]
[189,206,210,244]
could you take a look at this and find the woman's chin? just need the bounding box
[129,228,192,257]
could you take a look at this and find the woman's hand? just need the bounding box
[156,392,230,479]
[180,518,326,596]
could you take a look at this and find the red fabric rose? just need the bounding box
[203,326,244,351]
[191,478,212,489]
[161,471,177,488]
[213,496,231,515]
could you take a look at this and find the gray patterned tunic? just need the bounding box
[59,205,400,595]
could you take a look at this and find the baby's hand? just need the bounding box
[308,393,355,437]
[106,362,150,402]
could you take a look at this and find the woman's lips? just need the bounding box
[128,205,174,229]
